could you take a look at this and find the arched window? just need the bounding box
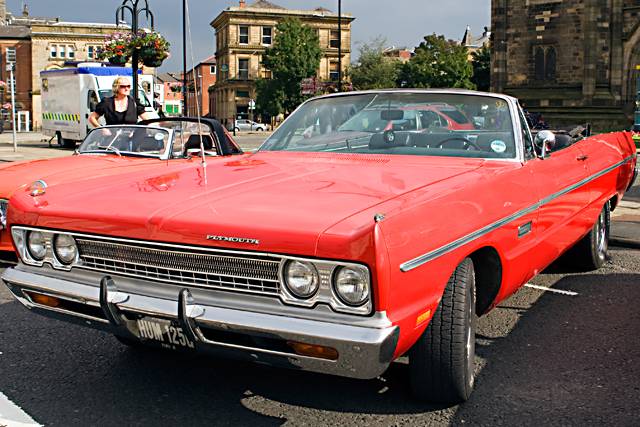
[534,47,545,80]
[545,47,556,80]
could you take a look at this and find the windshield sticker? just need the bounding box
[490,140,507,153]
[154,133,165,141]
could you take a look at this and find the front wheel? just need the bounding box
[408,257,476,403]
[572,201,610,270]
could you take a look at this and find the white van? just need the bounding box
[41,65,158,148]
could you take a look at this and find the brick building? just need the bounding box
[211,0,354,123]
[491,0,640,129]
[184,55,216,117]
[0,25,31,129]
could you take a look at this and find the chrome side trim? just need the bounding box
[400,155,635,272]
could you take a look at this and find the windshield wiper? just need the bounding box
[97,145,122,157]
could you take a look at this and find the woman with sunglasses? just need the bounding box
[89,76,152,128]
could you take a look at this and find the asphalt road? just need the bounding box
[1,246,639,426]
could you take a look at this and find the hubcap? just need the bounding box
[596,209,608,259]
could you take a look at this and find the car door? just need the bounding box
[526,129,591,272]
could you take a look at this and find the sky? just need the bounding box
[7,0,491,71]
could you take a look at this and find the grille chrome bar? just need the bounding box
[76,238,282,296]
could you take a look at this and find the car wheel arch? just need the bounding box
[467,246,503,316]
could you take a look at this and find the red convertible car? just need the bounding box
[1,90,637,403]
[0,118,241,260]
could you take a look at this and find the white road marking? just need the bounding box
[0,392,41,427]
[524,283,579,296]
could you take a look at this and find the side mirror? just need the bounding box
[534,130,556,159]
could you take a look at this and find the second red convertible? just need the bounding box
[1,90,637,403]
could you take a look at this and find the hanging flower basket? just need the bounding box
[97,32,133,65]
[108,55,129,66]
[133,31,170,68]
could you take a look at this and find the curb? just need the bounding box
[610,237,640,249]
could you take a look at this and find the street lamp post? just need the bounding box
[115,0,155,104]
[6,63,17,152]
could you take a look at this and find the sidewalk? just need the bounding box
[0,131,72,162]
[0,132,638,247]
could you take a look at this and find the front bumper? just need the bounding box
[1,267,399,379]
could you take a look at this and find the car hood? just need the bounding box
[0,155,171,199]
[11,152,485,256]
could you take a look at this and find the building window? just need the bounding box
[67,45,75,59]
[87,45,95,59]
[238,58,249,80]
[50,45,57,58]
[545,47,556,80]
[534,45,556,81]
[330,30,340,48]
[210,65,216,74]
[236,90,250,98]
[329,61,339,81]
[239,25,249,44]
[59,45,66,58]
[262,27,272,45]
[5,47,16,63]
[261,68,272,79]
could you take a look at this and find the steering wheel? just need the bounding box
[434,136,481,151]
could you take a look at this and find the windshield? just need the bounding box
[79,126,170,157]
[260,92,516,159]
[99,89,152,108]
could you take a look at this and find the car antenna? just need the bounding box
[185,0,206,168]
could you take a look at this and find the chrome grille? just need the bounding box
[76,239,281,296]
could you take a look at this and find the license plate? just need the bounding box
[135,317,195,349]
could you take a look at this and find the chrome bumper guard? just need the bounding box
[1,267,399,379]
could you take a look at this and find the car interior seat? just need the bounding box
[183,134,214,155]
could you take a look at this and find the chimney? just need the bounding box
[239,0,246,8]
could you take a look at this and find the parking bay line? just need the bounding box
[0,391,41,427]
[524,283,579,296]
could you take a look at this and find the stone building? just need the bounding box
[491,0,640,129]
[210,0,354,122]
[0,1,127,129]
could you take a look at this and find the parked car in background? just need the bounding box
[229,119,267,132]
[0,117,242,262]
[1,90,637,404]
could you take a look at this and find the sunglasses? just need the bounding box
[119,85,131,89]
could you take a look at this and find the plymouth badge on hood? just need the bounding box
[206,235,260,245]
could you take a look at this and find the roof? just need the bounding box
[158,72,181,83]
[0,25,30,39]
[249,0,286,9]
[40,66,142,77]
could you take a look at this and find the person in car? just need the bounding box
[88,77,152,127]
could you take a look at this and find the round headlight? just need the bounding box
[27,231,47,260]
[284,260,319,299]
[333,267,369,306]
[54,234,77,264]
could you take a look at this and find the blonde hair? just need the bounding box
[112,76,131,94]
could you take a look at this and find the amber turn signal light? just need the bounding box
[287,341,339,360]
[26,292,61,308]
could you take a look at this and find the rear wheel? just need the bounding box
[572,201,610,270]
[408,258,476,403]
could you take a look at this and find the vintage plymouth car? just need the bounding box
[0,118,242,261]
[1,90,637,403]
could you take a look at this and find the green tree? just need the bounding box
[255,78,284,119]
[397,34,475,89]
[471,45,491,91]
[348,37,400,90]
[260,17,322,114]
